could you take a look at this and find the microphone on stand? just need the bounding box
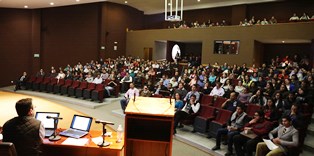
[47,116,63,141]
[133,92,136,102]
[95,119,115,147]
[169,93,172,105]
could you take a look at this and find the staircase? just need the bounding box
[301,113,314,156]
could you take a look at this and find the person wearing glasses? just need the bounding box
[233,110,273,156]
[2,98,44,156]
[140,85,152,97]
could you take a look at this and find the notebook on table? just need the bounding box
[59,114,93,139]
[35,112,60,137]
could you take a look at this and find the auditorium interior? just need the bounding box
[1,0,314,156]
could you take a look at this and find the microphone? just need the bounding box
[169,93,172,105]
[46,116,63,120]
[95,119,114,125]
[133,92,136,102]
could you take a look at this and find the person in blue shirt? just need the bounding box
[175,93,184,111]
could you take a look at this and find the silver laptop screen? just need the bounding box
[70,115,92,131]
[35,112,60,129]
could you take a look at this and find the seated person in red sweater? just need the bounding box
[233,110,273,156]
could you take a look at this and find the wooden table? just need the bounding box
[124,97,175,156]
[42,130,124,156]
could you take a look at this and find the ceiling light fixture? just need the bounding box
[50,2,54,6]
[76,0,80,2]
[24,5,28,8]
[198,0,200,2]
[125,1,128,4]
[165,0,183,22]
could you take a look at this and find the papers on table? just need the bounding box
[91,136,112,145]
[263,139,279,150]
[62,138,89,146]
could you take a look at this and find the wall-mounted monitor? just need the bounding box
[214,40,240,54]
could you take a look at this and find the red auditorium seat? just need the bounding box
[83,83,96,99]
[67,81,81,96]
[60,79,73,95]
[26,76,36,90]
[39,77,51,92]
[46,78,58,92]
[32,77,44,91]
[246,104,262,119]
[207,109,233,137]
[200,95,214,106]
[91,84,104,102]
[213,97,227,108]
[53,79,65,94]
[75,81,88,98]
[193,105,216,133]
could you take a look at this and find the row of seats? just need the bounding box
[25,76,105,102]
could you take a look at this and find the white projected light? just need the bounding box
[165,0,183,21]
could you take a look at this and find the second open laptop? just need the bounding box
[59,114,93,139]
[35,112,60,137]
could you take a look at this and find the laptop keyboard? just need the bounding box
[65,129,85,136]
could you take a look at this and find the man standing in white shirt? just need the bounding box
[120,83,139,113]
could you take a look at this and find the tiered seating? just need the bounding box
[213,97,227,108]
[46,78,58,92]
[32,77,44,91]
[207,109,233,137]
[26,76,36,89]
[60,79,73,95]
[75,81,88,98]
[39,77,51,92]
[91,84,105,102]
[193,105,216,133]
[246,104,262,119]
[67,81,81,96]
[53,79,65,94]
[200,94,214,106]
[83,83,96,99]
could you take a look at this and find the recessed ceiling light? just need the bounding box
[76,0,80,2]
[50,2,54,6]
[198,0,201,2]
[124,1,128,4]
[282,41,285,43]
[24,5,28,8]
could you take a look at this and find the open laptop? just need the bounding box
[59,114,93,139]
[35,112,60,137]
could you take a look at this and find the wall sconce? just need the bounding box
[114,42,118,51]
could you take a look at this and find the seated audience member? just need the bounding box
[159,83,174,97]
[269,16,277,24]
[283,92,295,110]
[235,80,245,93]
[14,71,28,91]
[249,89,267,106]
[300,12,310,20]
[140,85,152,97]
[202,82,212,94]
[92,74,103,84]
[174,93,184,111]
[120,72,133,92]
[212,105,248,156]
[169,77,178,88]
[104,78,118,97]
[256,115,299,156]
[256,76,266,89]
[273,84,289,99]
[282,104,303,129]
[261,18,269,25]
[264,82,275,98]
[222,79,231,91]
[273,92,285,112]
[64,70,73,80]
[221,92,242,112]
[233,110,272,156]
[85,73,94,83]
[210,82,225,97]
[120,83,139,113]
[173,95,200,134]
[56,70,65,80]
[184,84,200,102]
[36,69,45,78]
[173,83,188,99]
[2,98,44,156]
[238,87,251,104]
[289,13,300,21]
[224,85,235,99]
[263,99,280,122]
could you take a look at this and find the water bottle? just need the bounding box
[117,124,123,143]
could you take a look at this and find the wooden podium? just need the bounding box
[124,97,175,156]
